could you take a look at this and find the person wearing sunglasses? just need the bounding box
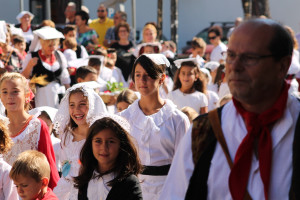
[208,25,227,63]
[89,4,114,46]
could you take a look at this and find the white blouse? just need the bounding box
[53,132,86,200]
[120,99,190,200]
[0,158,18,200]
[167,89,208,114]
[120,99,190,166]
[87,172,114,200]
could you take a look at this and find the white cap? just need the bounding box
[203,61,220,71]
[16,11,34,23]
[143,53,170,67]
[200,68,212,84]
[174,58,198,68]
[10,25,24,38]
[33,26,64,40]
[0,21,7,43]
[68,55,104,69]
[29,106,58,122]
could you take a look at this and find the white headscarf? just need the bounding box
[53,83,108,138]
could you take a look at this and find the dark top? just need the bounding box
[78,174,143,200]
[31,51,63,87]
[111,41,133,54]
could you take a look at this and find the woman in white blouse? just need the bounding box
[120,54,190,200]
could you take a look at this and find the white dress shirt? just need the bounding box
[159,95,300,200]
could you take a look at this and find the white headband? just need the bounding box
[174,58,198,68]
[143,53,170,67]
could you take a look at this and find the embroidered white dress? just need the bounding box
[87,172,114,200]
[0,157,18,200]
[120,99,190,200]
[167,89,208,114]
[53,132,86,200]
[3,116,41,166]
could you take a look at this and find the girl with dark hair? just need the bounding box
[52,83,107,200]
[120,54,190,200]
[74,115,143,200]
[168,58,208,114]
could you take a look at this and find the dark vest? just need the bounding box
[31,51,63,87]
[185,106,300,200]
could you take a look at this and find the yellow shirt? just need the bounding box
[89,18,114,46]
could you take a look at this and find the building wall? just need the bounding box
[0,0,300,51]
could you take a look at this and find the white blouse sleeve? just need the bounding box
[0,159,19,200]
[159,126,194,200]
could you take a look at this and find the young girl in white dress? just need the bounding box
[168,58,208,114]
[0,115,18,200]
[74,114,143,200]
[120,54,190,200]
[53,83,107,200]
[0,72,59,189]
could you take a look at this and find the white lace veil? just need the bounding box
[53,83,108,138]
[89,113,130,133]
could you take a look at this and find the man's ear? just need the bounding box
[279,55,292,79]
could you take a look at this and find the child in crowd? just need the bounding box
[189,37,206,66]
[199,67,219,111]
[0,72,59,189]
[180,106,199,123]
[74,114,143,199]
[0,115,18,199]
[88,57,107,91]
[75,66,98,83]
[62,26,89,59]
[104,49,128,87]
[29,106,61,172]
[52,83,107,200]
[168,58,208,114]
[12,35,27,60]
[10,150,58,200]
[63,37,77,62]
[120,54,190,200]
[116,89,138,112]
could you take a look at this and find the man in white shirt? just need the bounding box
[208,25,227,63]
[159,18,300,200]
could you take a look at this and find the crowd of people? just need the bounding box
[0,2,300,200]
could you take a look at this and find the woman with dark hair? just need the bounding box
[120,54,190,200]
[75,10,98,51]
[74,115,143,200]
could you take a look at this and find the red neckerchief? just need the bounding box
[38,50,56,66]
[22,24,31,32]
[229,82,290,200]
